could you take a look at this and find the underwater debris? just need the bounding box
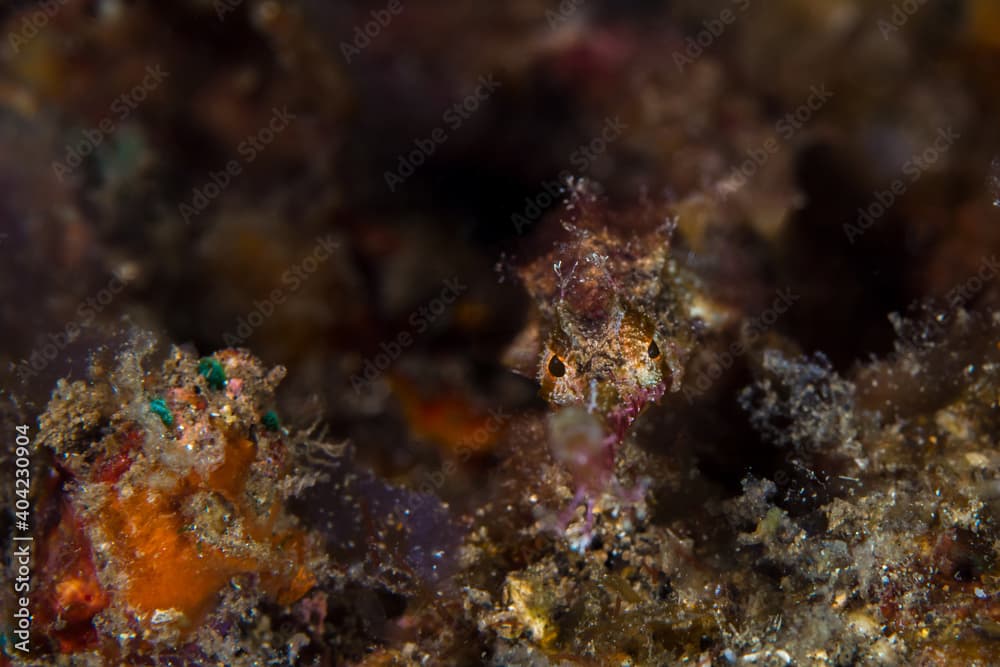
[740,350,862,457]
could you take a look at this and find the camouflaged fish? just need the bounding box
[505,184,730,443]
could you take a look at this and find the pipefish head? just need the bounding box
[538,282,680,436]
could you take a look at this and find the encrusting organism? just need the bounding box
[29,336,325,661]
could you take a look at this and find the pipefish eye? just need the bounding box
[548,355,567,377]
[647,340,660,359]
